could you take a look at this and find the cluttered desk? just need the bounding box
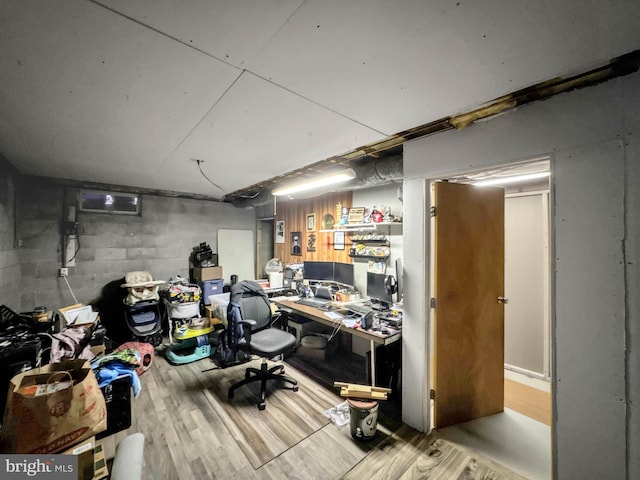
[272,261,403,388]
[271,266,403,388]
[209,261,403,388]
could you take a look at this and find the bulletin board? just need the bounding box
[218,229,255,283]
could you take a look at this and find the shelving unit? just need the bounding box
[349,234,392,261]
[349,238,389,245]
[318,222,401,265]
[319,221,402,233]
[349,253,390,260]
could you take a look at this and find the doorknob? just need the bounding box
[498,296,509,304]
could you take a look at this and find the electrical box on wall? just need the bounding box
[64,234,77,267]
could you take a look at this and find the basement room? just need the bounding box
[1,2,639,480]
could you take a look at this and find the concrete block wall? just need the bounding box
[0,170,21,309]
[15,177,255,312]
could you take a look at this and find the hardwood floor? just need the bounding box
[504,378,551,426]
[96,349,529,479]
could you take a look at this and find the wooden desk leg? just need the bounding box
[370,339,376,387]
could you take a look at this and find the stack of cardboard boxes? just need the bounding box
[192,266,224,306]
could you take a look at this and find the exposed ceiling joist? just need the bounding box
[223,49,640,204]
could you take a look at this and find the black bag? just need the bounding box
[0,305,46,426]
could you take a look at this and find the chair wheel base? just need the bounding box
[228,359,298,410]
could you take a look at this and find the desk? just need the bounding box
[272,298,401,387]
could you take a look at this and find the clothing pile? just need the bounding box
[49,325,94,363]
[91,348,143,397]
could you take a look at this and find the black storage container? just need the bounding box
[0,331,42,425]
[96,375,132,439]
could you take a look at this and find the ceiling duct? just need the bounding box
[229,154,404,208]
[348,155,403,189]
[228,187,273,209]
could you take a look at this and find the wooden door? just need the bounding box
[432,181,505,428]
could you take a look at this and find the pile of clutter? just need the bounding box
[191,242,216,267]
[90,342,155,398]
[161,275,201,305]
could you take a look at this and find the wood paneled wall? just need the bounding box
[274,192,353,265]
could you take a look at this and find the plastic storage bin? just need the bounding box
[199,279,224,305]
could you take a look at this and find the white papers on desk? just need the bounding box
[323,311,343,320]
[270,295,294,302]
[341,318,358,328]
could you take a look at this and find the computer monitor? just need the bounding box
[395,258,403,302]
[303,261,334,282]
[333,262,354,287]
[367,272,393,310]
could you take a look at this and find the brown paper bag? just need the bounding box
[0,359,107,453]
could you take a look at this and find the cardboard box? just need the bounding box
[192,266,223,282]
[90,344,105,358]
[59,304,99,327]
[203,305,224,326]
[62,436,95,480]
[92,444,109,480]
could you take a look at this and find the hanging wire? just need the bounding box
[194,159,226,194]
[65,223,84,264]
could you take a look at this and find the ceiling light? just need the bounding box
[474,171,549,187]
[272,169,356,196]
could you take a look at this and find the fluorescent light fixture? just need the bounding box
[474,171,549,187]
[272,169,356,196]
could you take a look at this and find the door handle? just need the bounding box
[498,296,509,304]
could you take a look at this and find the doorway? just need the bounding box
[256,217,275,279]
[429,158,552,405]
[428,158,552,479]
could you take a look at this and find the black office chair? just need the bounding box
[225,280,298,410]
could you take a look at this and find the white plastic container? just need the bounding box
[166,301,200,319]
[268,272,284,289]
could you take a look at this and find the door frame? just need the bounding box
[423,159,553,430]
[256,217,275,279]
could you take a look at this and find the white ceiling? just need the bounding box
[1,0,639,200]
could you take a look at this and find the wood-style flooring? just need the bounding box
[96,349,528,479]
[504,378,551,426]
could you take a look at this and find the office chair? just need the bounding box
[226,280,298,410]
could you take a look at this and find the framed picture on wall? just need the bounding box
[291,231,302,255]
[347,207,365,224]
[307,233,316,252]
[306,213,316,232]
[276,220,285,244]
[333,231,345,250]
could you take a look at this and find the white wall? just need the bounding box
[401,178,430,431]
[402,70,640,478]
[504,193,548,376]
